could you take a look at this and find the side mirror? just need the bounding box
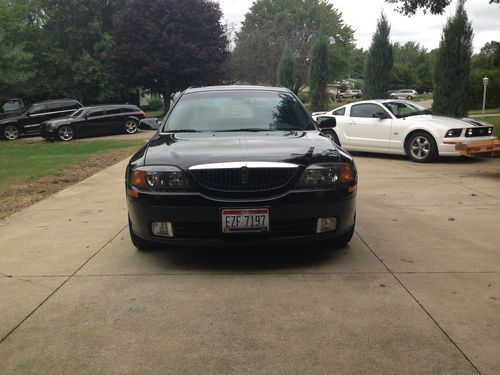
[316,116,336,129]
[374,112,390,120]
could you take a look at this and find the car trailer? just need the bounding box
[455,140,500,158]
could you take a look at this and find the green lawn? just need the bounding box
[468,108,498,116]
[0,140,144,193]
[146,110,165,118]
[414,94,433,101]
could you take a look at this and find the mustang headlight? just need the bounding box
[131,166,192,191]
[296,164,355,188]
[445,129,462,138]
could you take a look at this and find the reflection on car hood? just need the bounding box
[44,118,73,126]
[405,115,493,128]
[144,131,349,169]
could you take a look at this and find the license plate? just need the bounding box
[222,208,269,233]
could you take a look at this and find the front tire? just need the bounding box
[129,217,157,250]
[405,131,438,163]
[2,125,20,141]
[124,119,139,134]
[58,126,74,141]
[406,95,412,100]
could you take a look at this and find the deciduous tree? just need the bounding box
[386,0,499,16]
[111,0,229,111]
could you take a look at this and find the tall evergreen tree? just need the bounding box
[277,47,295,91]
[432,0,473,117]
[309,36,330,112]
[364,13,393,99]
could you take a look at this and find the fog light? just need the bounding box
[152,222,174,238]
[316,217,337,233]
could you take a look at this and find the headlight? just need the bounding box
[130,166,192,191]
[488,127,493,135]
[445,129,462,138]
[295,164,355,188]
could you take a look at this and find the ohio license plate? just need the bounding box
[222,208,269,233]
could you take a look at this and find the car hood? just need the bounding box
[143,131,350,169]
[404,115,492,129]
[43,118,73,126]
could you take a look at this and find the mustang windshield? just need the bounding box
[163,90,314,132]
[70,108,85,118]
[383,101,433,118]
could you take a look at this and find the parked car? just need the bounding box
[0,98,26,120]
[40,104,146,141]
[0,99,82,140]
[126,85,357,250]
[312,100,496,162]
[389,89,418,100]
[139,118,162,131]
[336,89,363,99]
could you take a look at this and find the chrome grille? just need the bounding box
[190,168,297,192]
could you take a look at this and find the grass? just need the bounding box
[414,94,433,101]
[0,139,144,193]
[468,108,498,116]
[147,110,165,118]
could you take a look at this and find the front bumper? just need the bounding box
[439,136,497,156]
[127,189,356,246]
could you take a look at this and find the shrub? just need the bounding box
[147,96,163,111]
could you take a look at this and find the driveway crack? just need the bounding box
[355,230,483,375]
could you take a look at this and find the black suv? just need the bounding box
[0,99,82,140]
[40,104,146,141]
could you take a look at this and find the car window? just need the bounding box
[87,110,106,118]
[28,104,49,115]
[107,108,122,115]
[332,107,346,116]
[2,101,22,112]
[70,109,85,118]
[350,104,385,118]
[62,101,82,110]
[164,90,314,132]
[121,107,135,113]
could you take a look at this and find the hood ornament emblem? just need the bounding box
[240,167,249,185]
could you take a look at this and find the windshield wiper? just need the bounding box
[169,129,200,133]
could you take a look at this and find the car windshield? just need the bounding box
[70,108,85,118]
[2,101,21,112]
[163,90,314,132]
[383,101,433,118]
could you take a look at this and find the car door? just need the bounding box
[343,103,393,151]
[21,104,51,134]
[79,109,107,137]
[104,108,126,134]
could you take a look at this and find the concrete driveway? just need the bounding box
[0,154,499,374]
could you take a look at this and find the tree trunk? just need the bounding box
[162,93,171,114]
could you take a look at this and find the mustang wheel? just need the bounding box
[125,119,139,134]
[58,126,74,141]
[406,132,438,163]
[3,125,20,140]
[406,95,413,100]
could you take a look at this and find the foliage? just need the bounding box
[232,0,353,91]
[309,36,330,112]
[147,97,164,112]
[386,0,499,16]
[469,68,500,109]
[390,42,433,92]
[111,0,229,111]
[277,47,295,91]
[346,48,367,79]
[0,0,33,100]
[432,0,473,117]
[472,41,500,70]
[297,91,309,104]
[364,13,393,99]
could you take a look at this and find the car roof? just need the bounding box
[35,99,80,104]
[184,85,291,94]
[80,104,138,111]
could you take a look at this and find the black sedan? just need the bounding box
[40,104,146,141]
[126,86,357,250]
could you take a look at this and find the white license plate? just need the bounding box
[222,208,269,233]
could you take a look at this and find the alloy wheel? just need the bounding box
[125,120,138,134]
[410,136,430,160]
[3,125,19,140]
[58,126,74,141]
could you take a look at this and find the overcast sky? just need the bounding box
[216,0,500,52]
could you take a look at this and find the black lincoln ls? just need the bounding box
[126,86,357,249]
